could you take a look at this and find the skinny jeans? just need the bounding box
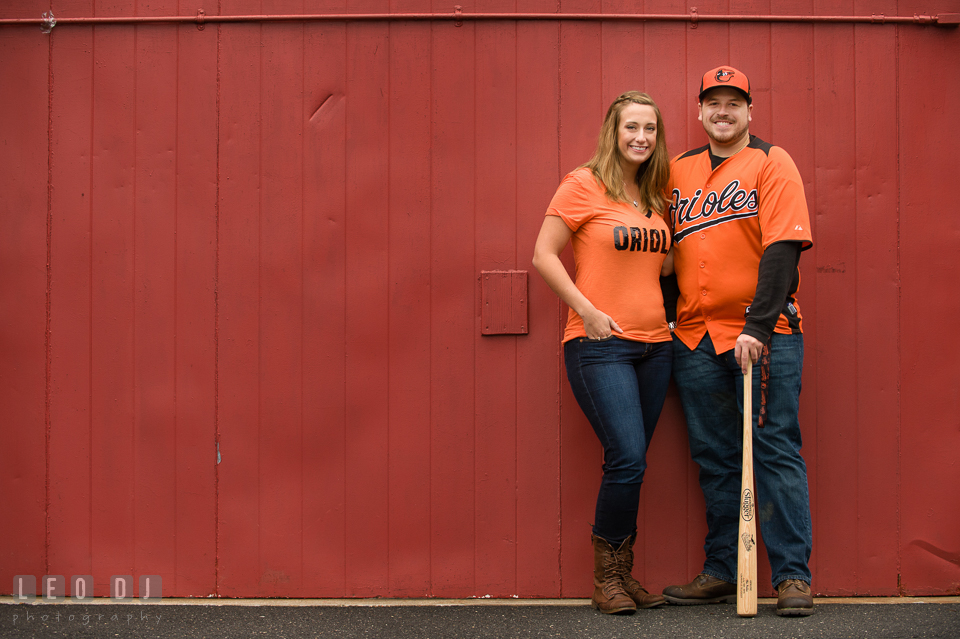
[564,336,672,544]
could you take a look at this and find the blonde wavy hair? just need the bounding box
[581,91,669,215]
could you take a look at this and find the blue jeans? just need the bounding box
[672,332,812,588]
[564,337,672,544]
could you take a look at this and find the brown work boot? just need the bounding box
[590,535,636,614]
[662,573,736,605]
[776,579,814,616]
[616,535,665,608]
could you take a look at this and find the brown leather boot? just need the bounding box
[776,579,814,616]
[662,573,736,604]
[616,535,665,608]
[590,535,636,614]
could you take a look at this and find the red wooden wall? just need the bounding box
[2,1,959,598]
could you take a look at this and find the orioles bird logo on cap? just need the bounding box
[716,69,735,82]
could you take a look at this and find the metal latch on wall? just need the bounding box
[40,11,55,33]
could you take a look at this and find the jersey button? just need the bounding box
[706,316,712,321]
[701,290,707,296]
[699,262,705,268]
[700,233,706,239]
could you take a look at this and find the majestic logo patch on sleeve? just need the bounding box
[670,180,759,242]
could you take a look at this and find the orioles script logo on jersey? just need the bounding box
[670,179,759,243]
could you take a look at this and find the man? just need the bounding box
[663,66,815,616]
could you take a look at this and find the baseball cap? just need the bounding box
[698,66,751,104]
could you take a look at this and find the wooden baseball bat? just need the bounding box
[737,359,758,617]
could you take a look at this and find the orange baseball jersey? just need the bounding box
[547,167,673,344]
[667,136,813,354]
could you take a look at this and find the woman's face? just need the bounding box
[617,103,658,169]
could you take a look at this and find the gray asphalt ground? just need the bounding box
[3,598,959,639]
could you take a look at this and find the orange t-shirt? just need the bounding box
[546,167,672,344]
[667,137,813,354]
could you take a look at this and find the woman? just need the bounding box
[532,92,674,615]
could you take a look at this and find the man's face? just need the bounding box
[698,87,753,148]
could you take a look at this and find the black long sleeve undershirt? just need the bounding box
[660,273,680,326]
[741,241,802,344]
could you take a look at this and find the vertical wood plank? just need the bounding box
[474,1,519,596]
[683,0,729,151]
[849,0,900,596]
[217,3,263,596]
[302,6,348,597]
[386,4,433,597]
[0,0,50,588]
[516,1,563,597]
[89,7,137,593]
[343,5,391,597]
[599,0,645,102]
[258,7,306,596]
[175,13,220,596]
[47,6,96,591]
[897,1,960,596]
[430,1,477,595]
[133,5,179,593]
[729,0,772,142]
[812,1,859,595]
